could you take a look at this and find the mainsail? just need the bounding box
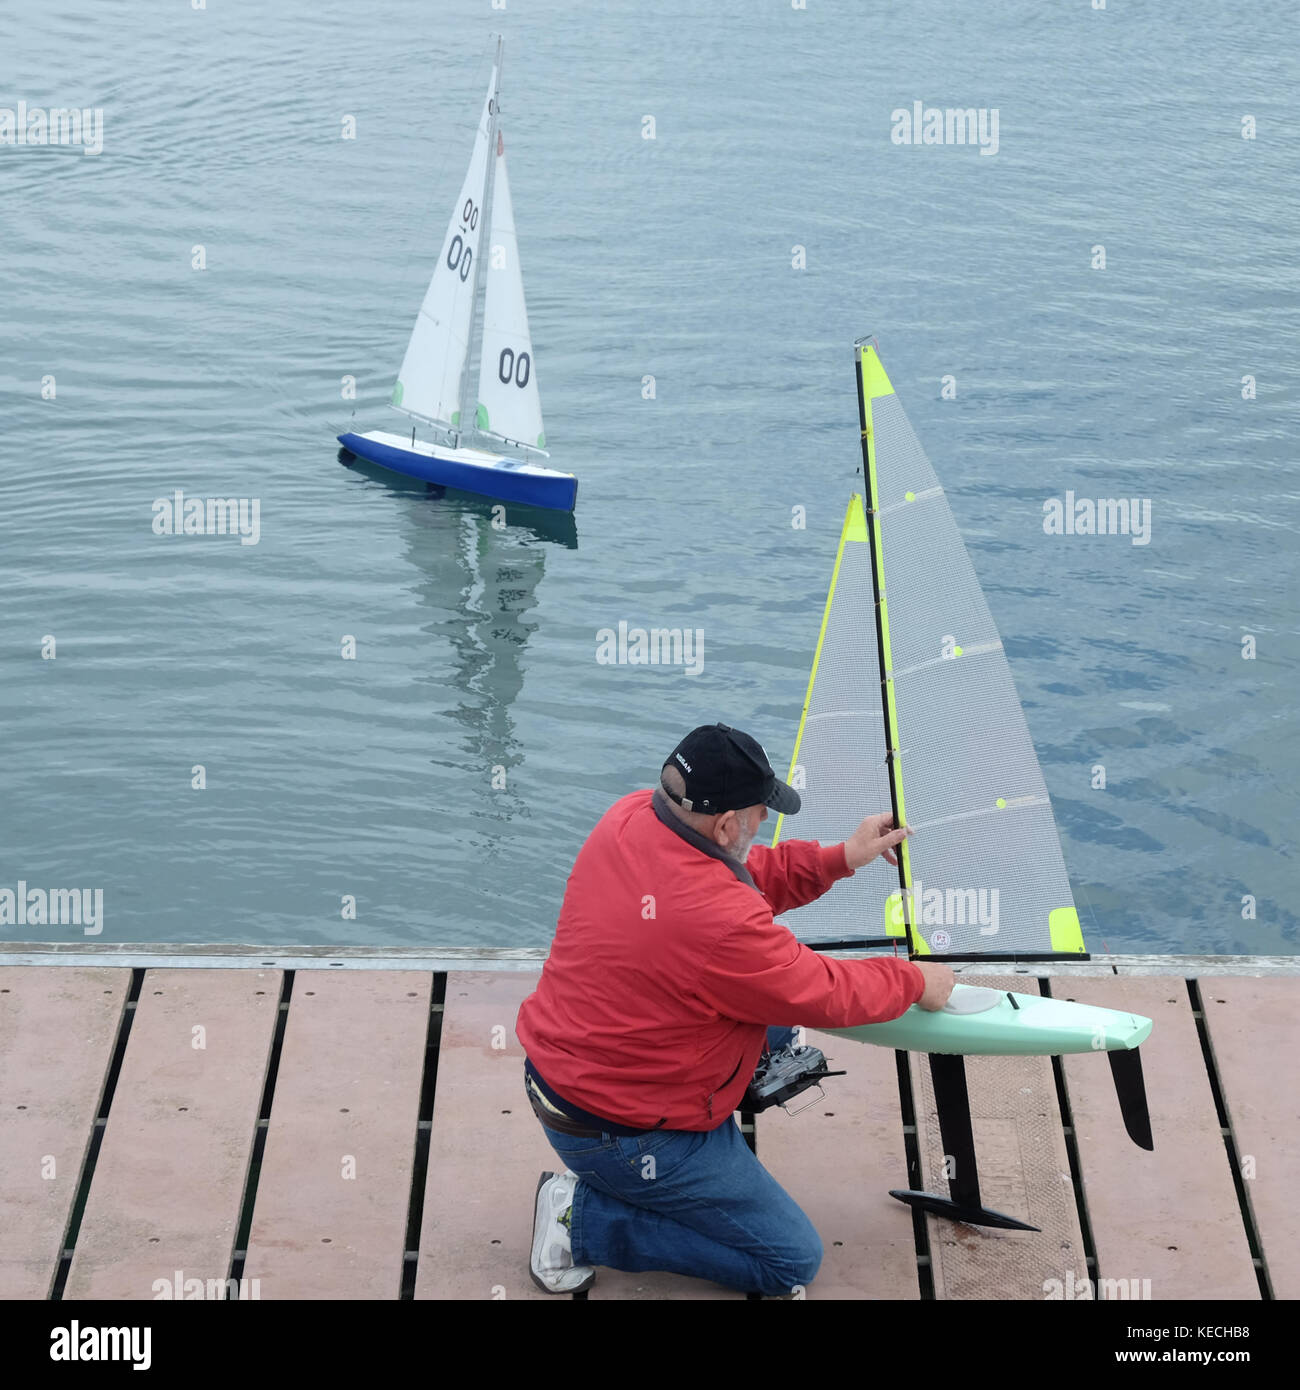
[775,342,1085,960]
[475,130,546,452]
[393,62,500,430]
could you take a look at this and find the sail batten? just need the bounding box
[774,343,1086,960]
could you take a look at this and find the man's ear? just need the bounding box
[712,809,736,847]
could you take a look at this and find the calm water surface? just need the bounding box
[2,1,1297,952]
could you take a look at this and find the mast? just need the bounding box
[855,336,918,959]
[454,37,503,449]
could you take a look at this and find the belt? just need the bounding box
[525,1076,608,1137]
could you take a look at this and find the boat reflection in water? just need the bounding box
[339,449,575,898]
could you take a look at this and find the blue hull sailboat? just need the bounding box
[339,40,577,512]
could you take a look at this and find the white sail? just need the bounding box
[474,131,546,452]
[392,65,499,429]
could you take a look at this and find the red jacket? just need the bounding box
[515,788,926,1131]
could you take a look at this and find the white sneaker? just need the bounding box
[530,1170,596,1294]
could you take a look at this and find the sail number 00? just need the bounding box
[446,198,479,282]
[498,349,530,389]
[447,193,529,389]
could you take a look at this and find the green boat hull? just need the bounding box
[827,983,1152,1056]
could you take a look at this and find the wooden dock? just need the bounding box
[0,947,1294,1301]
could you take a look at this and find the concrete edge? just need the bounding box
[0,945,1296,974]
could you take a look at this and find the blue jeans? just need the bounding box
[535,1026,823,1296]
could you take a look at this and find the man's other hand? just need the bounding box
[843,811,912,871]
[913,962,956,1011]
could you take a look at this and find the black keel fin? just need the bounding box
[889,1053,1041,1233]
[1108,1047,1154,1151]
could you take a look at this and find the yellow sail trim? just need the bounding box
[885,887,931,956]
[858,344,925,955]
[859,343,895,401]
[858,342,896,451]
[886,891,906,937]
[1049,906,1087,955]
[772,496,868,847]
[878,594,894,681]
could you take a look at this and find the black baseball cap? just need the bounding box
[661,723,801,816]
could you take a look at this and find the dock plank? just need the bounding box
[4,962,1287,1303]
[1200,979,1295,1299]
[1057,976,1258,1300]
[910,977,1085,1300]
[243,972,431,1299]
[584,1273,739,1299]
[0,967,127,1299]
[415,971,552,1301]
[65,969,279,1300]
[757,1028,918,1299]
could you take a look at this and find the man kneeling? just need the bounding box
[516,723,953,1296]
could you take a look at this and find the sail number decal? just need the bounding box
[446,199,479,283]
[446,236,473,281]
[497,349,531,389]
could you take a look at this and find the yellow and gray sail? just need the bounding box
[775,342,1085,960]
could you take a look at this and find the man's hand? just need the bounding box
[843,811,912,872]
[913,961,956,1011]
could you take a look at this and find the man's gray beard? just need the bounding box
[732,824,758,863]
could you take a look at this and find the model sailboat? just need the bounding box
[339,40,577,512]
[773,339,1153,1229]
